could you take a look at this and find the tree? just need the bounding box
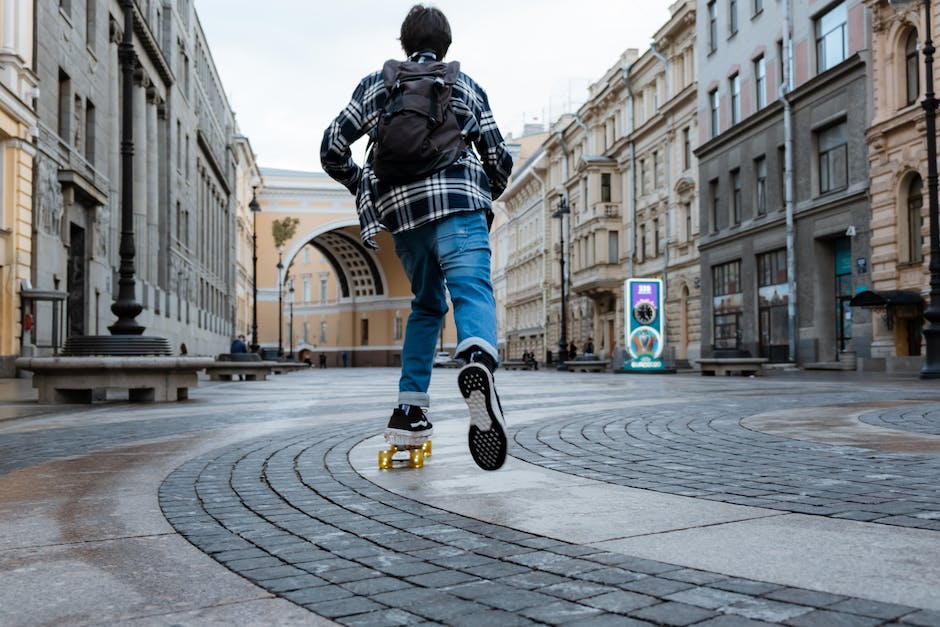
[272,216,299,250]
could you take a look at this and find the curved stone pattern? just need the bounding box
[159,423,928,625]
[511,404,940,529]
[858,404,940,436]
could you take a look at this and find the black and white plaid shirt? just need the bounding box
[320,51,514,248]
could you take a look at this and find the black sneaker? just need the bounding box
[385,405,433,447]
[457,353,507,471]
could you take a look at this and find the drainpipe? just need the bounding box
[649,42,672,307]
[782,0,798,363]
[621,65,637,279]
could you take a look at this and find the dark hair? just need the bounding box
[399,5,451,59]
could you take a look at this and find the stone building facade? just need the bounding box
[29,0,253,361]
[695,0,872,365]
[0,0,38,376]
[864,0,933,372]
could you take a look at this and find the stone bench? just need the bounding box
[502,360,536,371]
[204,360,278,381]
[564,359,609,372]
[696,357,768,376]
[15,356,215,403]
[271,362,309,374]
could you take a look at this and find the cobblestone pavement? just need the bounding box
[3,369,940,625]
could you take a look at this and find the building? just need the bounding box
[864,0,932,372]
[0,0,38,376]
[28,0,252,362]
[695,0,872,366]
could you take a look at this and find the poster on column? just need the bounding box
[623,278,668,371]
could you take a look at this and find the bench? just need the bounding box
[564,359,609,372]
[204,360,278,381]
[502,359,537,371]
[271,362,309,374]
[15,356,215,403]
[696,357,768,376]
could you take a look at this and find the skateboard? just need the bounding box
[378,439,432,469]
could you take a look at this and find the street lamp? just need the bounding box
[893,0,940,377]
[288,280,295,360]
[249,187,261,352]
[554,197,570,371]
[276,247,284,358]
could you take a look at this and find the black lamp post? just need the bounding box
[276,249,284,358]
[249,188,261,352]
[554,197,570,371]
[288,281,295,360]
[919,0,940,378]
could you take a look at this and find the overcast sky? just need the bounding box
[194,1,672,173]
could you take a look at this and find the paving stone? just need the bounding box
[538,580,617,602]
[826,598,918,621]
[783,609,883,627]
[900,609,940,626]
[518,599,603,625]
[581,590,660,613]
[630,601,719,626]
[763,588,849,609]
[621,576,695,597]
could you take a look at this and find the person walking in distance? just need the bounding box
[321,5,513,470]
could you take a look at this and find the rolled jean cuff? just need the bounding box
[455,337,499,366]
[398,390,430,407]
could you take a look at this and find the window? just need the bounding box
[906,30,920,107]
[712,260,742,350]
[360,318,369,346]
[708,1,718,52]
[816,1,847,73]
[754,55,767,109]
[86,0,96,49]
[640,159,648,194]
[729,74,741,125]
[778,145,786,209]
[683,127,691,170]
[60,0,71,16]
[653,151,660,188]
[753,0,763,16]
[319,320,326,343]
[757,249,789,361]
[601,173,611,202]
[301,275,310,302]
[608,230,619,263]
[84,100,95,165]
[755,156,767,215]
[394,312,403,341]
[639,223,647,262]
[57,69,71,141]
[709,88,720,138]
[818,122,847,193]
[685,202,693,241]
[731,169,741,225]
[908,176,924,262]
[710,178,720,232]
[729,0,738,36]
[319,277,328,303]
[653,218,660,256]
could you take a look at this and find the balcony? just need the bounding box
[575,202,621,230]
[571,263,624,296]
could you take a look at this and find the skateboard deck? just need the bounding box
[378,440,432,469]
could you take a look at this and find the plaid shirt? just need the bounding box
[320,51,514,248]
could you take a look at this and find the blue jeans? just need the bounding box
[393,210,498,407]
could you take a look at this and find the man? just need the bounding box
[321,5,513,470]
[230,334,248,354]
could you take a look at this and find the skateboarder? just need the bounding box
[320,4,513,470]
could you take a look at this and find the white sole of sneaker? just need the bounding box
[458,364,507,471]
[384,428,433,448]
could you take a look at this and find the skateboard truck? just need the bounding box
[378,440,432,469]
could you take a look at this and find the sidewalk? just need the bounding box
[1,368,939,625]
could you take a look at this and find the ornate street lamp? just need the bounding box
[891,0,940,377]
[276,247,284,358]
[288,280,295,360]
[249,188,261,352]
[554,197,570,371]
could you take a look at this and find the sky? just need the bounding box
[194,1,673,173]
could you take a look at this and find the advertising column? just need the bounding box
[623,278,673,372]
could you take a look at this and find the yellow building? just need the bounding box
[0,0,38,376]
[255,168,456,366]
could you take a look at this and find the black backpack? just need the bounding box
[371,59,465,185]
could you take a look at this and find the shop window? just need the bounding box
[712,260,742,350]
[757,249,789,361]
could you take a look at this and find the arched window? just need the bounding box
[906,30,920,106]
[907,175,924,262]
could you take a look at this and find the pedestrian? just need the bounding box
[321,4,513,470]
[568,341,577,360]
[230,334,247,354]
[342,351,349,368]
[584,337,595,356]
[319,352,327,369]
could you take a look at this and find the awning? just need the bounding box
[849,289,924,308]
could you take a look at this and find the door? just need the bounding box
[67,223,86,337]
